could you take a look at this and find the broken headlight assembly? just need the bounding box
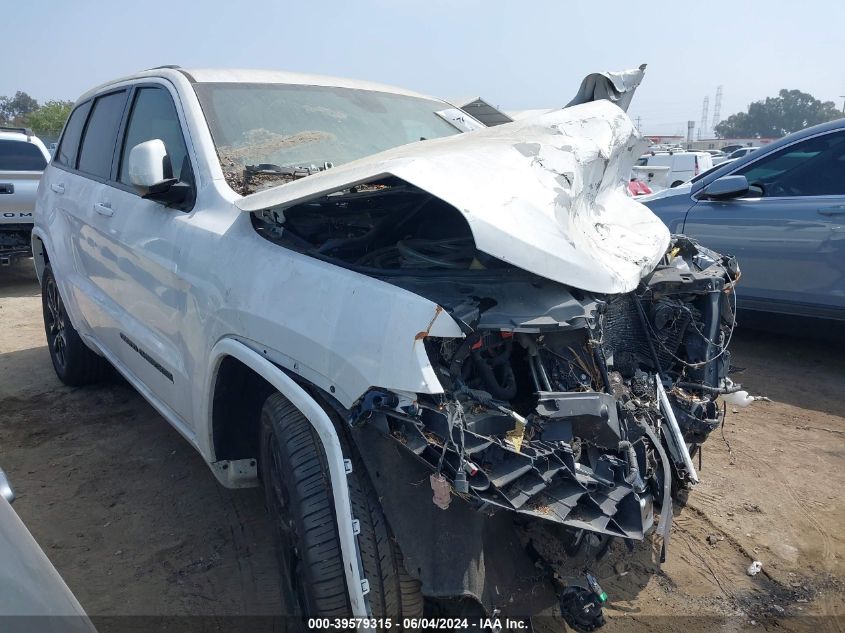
[350,235,740,555]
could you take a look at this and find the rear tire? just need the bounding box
[41,264,109,386]
[259,392,422,623]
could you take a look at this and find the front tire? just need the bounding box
[259,392,422,622]
[41,265,109,386]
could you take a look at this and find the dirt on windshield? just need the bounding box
[218,129,334,194]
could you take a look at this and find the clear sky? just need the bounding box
[4,0,843,136]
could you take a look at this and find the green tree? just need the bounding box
[0,91,40,125]
[715,89,842,138]
[24,100,74,137]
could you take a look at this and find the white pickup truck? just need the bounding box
[0,127,50,265]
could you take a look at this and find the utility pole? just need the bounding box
[840,96,845,113]
[712,86,723,133]
[635,115,642,132]
[699,96,709,140]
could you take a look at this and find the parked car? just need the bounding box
[702,149,729,165]
[694,159,736,181]
[726,146,758,159]
[33,65,738,626]
[633,151,714,188]
[0,127,50,265]
[0,467,96,632]
[643,118,845,321]
[627,178,652,196]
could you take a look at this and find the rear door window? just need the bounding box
[0,140,47,170]
[55,101,92,168]
[77,90,128,179]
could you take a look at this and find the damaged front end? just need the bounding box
[242,91,740,619]
[350,234,738,546]
[250,184,739,616]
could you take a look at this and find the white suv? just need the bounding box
[34,65,739,625]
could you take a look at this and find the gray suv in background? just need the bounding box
[644,118,845,321]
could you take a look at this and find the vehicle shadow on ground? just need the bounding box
[0,345,63,399]
[0,258,40,298]
[0,362,285,617]
[730,325,845,418]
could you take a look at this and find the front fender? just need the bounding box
[30,227,50,284]
[200,337,369,617]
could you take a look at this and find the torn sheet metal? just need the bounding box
[236,99,669,295]
[565,64,647,112]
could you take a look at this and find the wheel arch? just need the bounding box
[30,229,49,283]
[202,337,369,616]
[209,353,274,467]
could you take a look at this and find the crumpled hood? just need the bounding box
[236,99,670,294]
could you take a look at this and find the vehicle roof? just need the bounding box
[76,66,441,104]
[0,130,50,158]
[690,117,845,191]
[0,131,33,142]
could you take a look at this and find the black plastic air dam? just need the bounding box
[363,394,655,542]
[351,423,559,614]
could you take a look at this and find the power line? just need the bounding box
[699,96,710,140]
[712,85,723,131]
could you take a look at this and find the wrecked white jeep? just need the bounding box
[33,65,739,629]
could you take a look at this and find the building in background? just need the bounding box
[451,97,513,127]
[687,137,777,151]
[506,108,554,121]
[644,135,685,146]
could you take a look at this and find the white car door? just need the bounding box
[89,83,198,431]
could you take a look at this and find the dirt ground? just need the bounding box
[1,260,843,632]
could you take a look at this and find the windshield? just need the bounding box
[194,82,462,188]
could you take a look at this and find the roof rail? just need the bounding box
[0,126,34,139]
[147,64,182,70]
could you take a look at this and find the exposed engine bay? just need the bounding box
[234,66,745,626]
[252,178,740,561]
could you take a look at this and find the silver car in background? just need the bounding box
[0,468,95,633]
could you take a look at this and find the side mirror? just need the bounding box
[128,139,169,194]
[127,139,190,207]
[701,175,755,200]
